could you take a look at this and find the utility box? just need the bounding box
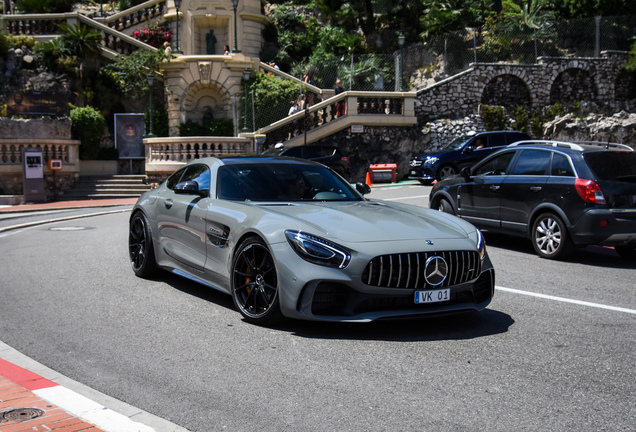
[368,163,397,184]
[22,148,46,203]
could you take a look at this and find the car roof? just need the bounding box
[184,155,325,167]
[507,140,634,153]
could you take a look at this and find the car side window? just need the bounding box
[511,150,551,176]
[283,147,302,158]
[488,134,506,148]
[473,152,515,176]
[169,165,210,194]
[551,153,575,177]
[166,167,187,190]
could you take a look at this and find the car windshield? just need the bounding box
[584,152,636,181]
[443,135,472,150]
[261,146,283,156]
[216,162,361,202]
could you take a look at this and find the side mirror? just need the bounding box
[460,167,471,178]
[174,181,207,197]
[355,182,371,195]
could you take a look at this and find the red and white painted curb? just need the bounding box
[0,358,155,431]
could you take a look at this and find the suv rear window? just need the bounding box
[584,152,636,181]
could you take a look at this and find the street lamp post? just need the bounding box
[173,0,183,54]
[397,31,405,91]
[241,68,251,133]
[146,73,156,138]
[231,0,241,53]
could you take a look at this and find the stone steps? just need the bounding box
[61,175,152,200]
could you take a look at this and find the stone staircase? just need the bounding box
[61,175,152,200]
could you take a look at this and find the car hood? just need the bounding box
[259,199,474,243]
[412,148,459,160]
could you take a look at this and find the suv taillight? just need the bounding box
[575,179,606,204]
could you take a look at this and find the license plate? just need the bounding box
[414,288,450,304]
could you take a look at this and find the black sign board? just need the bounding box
[6,91,67,116]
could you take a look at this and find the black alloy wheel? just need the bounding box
[129,212,159,277]
[436,198,455,215]
[532,213,573,259]
[232,236,282,325]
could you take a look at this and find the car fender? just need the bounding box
[430,190,458,213]
[527,202,572,235]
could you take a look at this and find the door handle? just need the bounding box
[163,199,173,209]
[530,186,542,192]
[490,185,500,191]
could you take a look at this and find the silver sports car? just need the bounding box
[129,156,495,325]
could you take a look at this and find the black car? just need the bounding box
[429,140,636,259]
[409,131,530,184]
[263,144,351,179]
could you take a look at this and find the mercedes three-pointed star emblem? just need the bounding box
[424,256,448,286]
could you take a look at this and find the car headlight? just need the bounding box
[424,156,439,165]
[285,230,351,269]
[477,230,486,262]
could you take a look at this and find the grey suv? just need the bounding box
[429,140,636,259]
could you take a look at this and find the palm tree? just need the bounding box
[58,23,102,60]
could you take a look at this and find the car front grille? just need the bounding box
[409,159,423,167]
[361,250,482,290]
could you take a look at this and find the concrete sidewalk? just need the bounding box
[0,198,139,213]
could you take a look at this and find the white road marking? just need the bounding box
[496,286,636,315]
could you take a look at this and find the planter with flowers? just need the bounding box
[132,27,172,48]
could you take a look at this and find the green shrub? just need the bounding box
[144,108,169,137]
[6,34,36,50]
[70,106,105,160]
[481,105,506,131]
[514,105,529,133]
[177,118,234,137]
[0,34,9,58]
[545,102,564,120]
[531,110,544,137]
[572,100,582,118]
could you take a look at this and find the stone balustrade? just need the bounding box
[143,136,252,181]
[0,139,80,197]
[97,0,166,33]
[258,91,417,148]
[1,12,156,56]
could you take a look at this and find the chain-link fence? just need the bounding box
[238,15,635,135]
[411,14,636,78]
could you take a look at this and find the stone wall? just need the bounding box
[0,117,72,139]
[415,52,635,122]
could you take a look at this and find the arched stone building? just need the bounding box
[160,0,267,136]
[416,52,636,121]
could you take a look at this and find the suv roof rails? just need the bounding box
[508,140,634,152]
[508,140,586,150]
[574,141,634,151]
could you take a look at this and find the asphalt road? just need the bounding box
[0,185,634,431]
